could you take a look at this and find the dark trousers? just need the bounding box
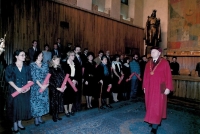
[130,79,138,98]
[73,80,82,111]
[0,88,5,120]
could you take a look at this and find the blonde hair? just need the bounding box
[49,55,61,67]
[66,51,75,59]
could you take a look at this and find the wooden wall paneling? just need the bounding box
[1,0,144,64]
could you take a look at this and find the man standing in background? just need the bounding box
[73,45,83,112]
[129,54,140,100]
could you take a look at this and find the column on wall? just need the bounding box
[92,0,111,16]
[110,0,121,20]
[120,0,134,25]
[77,0,92,10]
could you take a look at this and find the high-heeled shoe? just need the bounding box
[18,126,26,130]
[13,129,19,133]
[52,116,57,122]
[65,113,70,117]
[106,104,113,108]
[56,115,62,120]
[99,105,105,109]
[70,112,75,116]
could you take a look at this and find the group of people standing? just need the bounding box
[4,38,173,134]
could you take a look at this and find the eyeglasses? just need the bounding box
[19,54,26,57]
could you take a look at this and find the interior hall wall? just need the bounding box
[1,0,144,64]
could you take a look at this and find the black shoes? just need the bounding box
[18,126,25,130]
[99,105,106,109]
[13,129,19,133]
[57,117,62,120]
[70,112,75,116]
[151,128,157,134]
[52,116,57,122]
[106,104,113,108]
[65,113,70,117]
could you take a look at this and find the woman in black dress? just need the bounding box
[96,55,113,109]
[5,50,32,133]
[83,52,96,109]
[49,55,66,122]
[63,51,78,117]
[111,54,123,102]
[122,57,131,100]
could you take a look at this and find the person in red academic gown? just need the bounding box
[142,46,173,134]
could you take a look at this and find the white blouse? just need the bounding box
[112,61,121,72]
[67,60,75,77]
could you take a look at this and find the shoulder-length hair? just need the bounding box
[49,55,61,67]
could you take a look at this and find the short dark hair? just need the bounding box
[83,48,88,51]
[98,50,104,54]
[123,57,129,63]
[114,54,120,61]
[44,44,49,49]
[33,51,42,61]
[74,45,81,50]
[101,55,107,61]
[87,52,94,58]
[172,56,177,59]
[141,55,147,58]
[32,40,37,44]
[13,49,25,62]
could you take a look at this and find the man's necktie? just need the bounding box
[78,56,82,65]
[55,50,58,55]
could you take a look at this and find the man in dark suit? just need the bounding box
[81,48,88,67]
[57,38,65,59]
[52,43,61,57]
[73,45,83,112]
[105,50,111,66]
[28,40,40,63]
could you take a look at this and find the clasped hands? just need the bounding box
[143,88,170,95]
[17,87,30,93]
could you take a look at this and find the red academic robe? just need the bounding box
[143,58,173,124]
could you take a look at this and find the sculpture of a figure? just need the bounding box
[144,10,161,46]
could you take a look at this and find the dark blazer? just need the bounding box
[51,49,61,57]
[62,62,78,81]
[95,63,112,84]
[28,47,40,62]
[74,56,82,81]
[57,43,65,59]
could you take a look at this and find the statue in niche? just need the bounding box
[144,10,161,47]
